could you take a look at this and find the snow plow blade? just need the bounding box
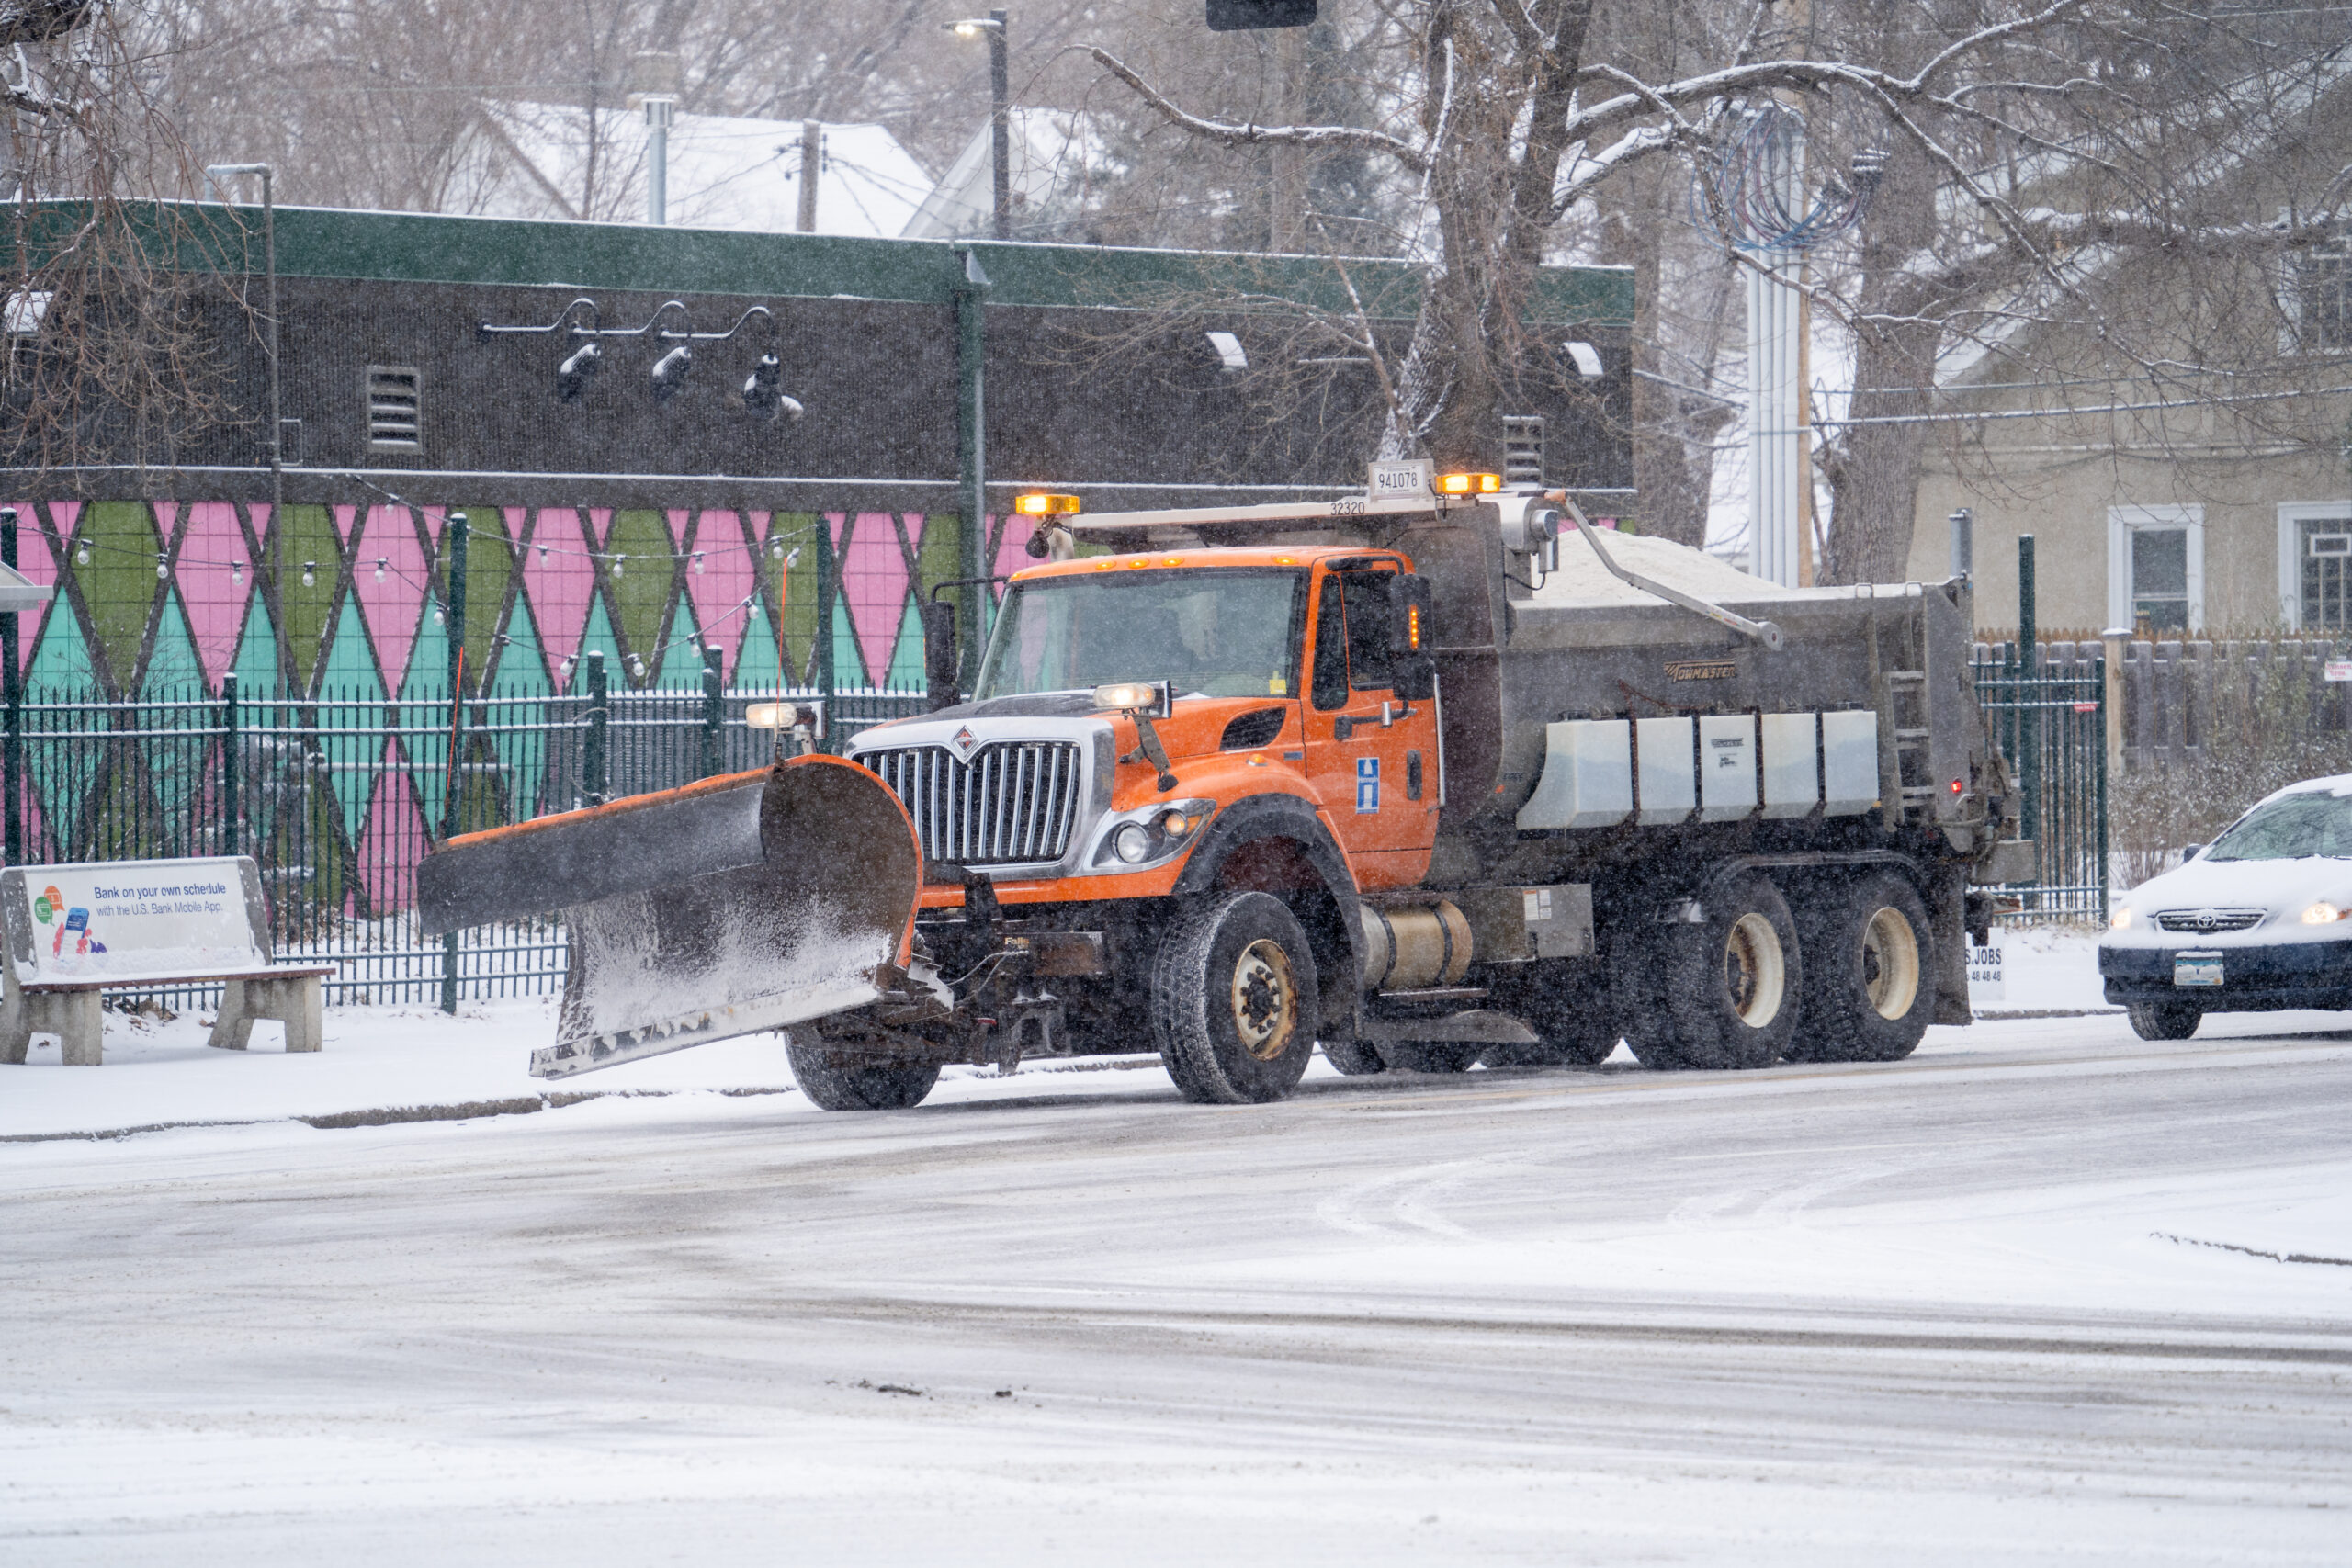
[416,755,921,1079]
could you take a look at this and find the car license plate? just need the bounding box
[2174,953,2223,988]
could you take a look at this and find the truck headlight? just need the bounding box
[2303,901,2346,925]
[1113,823,1154,863]
[2109,907,2132,931]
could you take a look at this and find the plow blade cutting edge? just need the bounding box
[417,755,921,1079]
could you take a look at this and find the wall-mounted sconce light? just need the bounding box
[742,352,804,421]
[557,341,602,401]
[650,344,693,401]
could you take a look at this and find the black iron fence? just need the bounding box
[1,652,927,1007]
[1971,642,2109,924]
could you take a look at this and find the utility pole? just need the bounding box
[634,52,682,226]
[797,120,822,232]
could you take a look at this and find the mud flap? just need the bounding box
[418,756,921,1078]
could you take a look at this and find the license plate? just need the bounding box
[2174,953,2223,988]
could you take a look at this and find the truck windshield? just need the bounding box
[2205,790,2352,861]
[976,569,1305,700]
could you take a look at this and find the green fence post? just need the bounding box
[220,671,240,858]
[439,513,469,1016]
[700,643,724,779]
[1,507,19,867]
[815,517,837,752]
[584,651,609,805]
[2018,535,2041,903]
[2095,651,2110,924]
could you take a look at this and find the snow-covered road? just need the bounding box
[5,1010,2349,1563]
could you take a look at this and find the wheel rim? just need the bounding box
[1860,905,1921,1021]
[1723,912,1785,1028]
[1229,938,1298,1061]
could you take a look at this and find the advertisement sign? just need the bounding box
[1965,942,2006,1006]
[4,858,261,984]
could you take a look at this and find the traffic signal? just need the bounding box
[1207,0,1316,30]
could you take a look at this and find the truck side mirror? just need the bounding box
[921,599,960,711]
[1393,654,1436,703]
[1387,573,1433,655]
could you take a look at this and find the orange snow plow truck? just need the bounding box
[418,476,2029,1109]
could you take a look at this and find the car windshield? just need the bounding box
[975,569,1306,700]
[2204,790,2352,861]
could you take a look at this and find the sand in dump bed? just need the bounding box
[1527,525,1914,611]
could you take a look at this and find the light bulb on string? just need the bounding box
[693,552,705,574]
[537,543,548,564]
[374,558,387,583]
[74,542,89,567]
[156,553,169,581]
[610,554,625,579]
[231,560,243,587]
[433,604,445,625]
[300,561,316,588]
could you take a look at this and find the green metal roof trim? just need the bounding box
[2,200,1632,326]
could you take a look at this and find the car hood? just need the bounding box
[2105,854,2352,946]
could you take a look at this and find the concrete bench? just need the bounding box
[0,856,335,1066]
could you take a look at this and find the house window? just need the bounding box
[2296,235,2352,352]
[366,366,422,452]
[2107,505,2203,634]
[2279,503,2352,629]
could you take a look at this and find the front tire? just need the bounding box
[1152,891,1321,1103]
[1790,871,1935,1063]
[2127,1000,2201,1041]
[786,1030,942,1111]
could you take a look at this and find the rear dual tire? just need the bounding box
[1617,872,1801,1071]
[1787,872,1934,1064]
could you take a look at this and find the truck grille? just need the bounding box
[2154,908,2266,933]
[859,741,1085,866]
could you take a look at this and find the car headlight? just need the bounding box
[1112,822,1154,863]
[2303,901,2347,925]
[2109,906,2132,931]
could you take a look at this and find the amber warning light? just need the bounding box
[1015,492,1081,516]
[1435,471,1502,495]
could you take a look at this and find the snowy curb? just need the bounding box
[0,1084,801,1145]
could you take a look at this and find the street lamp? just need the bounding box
[944,10,1010,240]
[205,163,282,613]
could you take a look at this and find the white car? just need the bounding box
[2099,772,2352,1040]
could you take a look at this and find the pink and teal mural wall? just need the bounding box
[1,500,1039,701]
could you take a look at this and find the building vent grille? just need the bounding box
[1502,415,1544,485]
[367,366,422,452]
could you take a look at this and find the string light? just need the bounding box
[610,554,625,579]
[537,544,548,563]
[231,560,243,586]
[301,561,316,588]
[692,551,705,574]
[74,542,89,567]
[155,553,168,581]
[374,558,387,583]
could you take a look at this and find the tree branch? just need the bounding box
[1089,47,1430,176]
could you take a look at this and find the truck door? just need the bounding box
[1303,562,1442,888]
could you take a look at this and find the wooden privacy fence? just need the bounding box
[2091,637,2349,773]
